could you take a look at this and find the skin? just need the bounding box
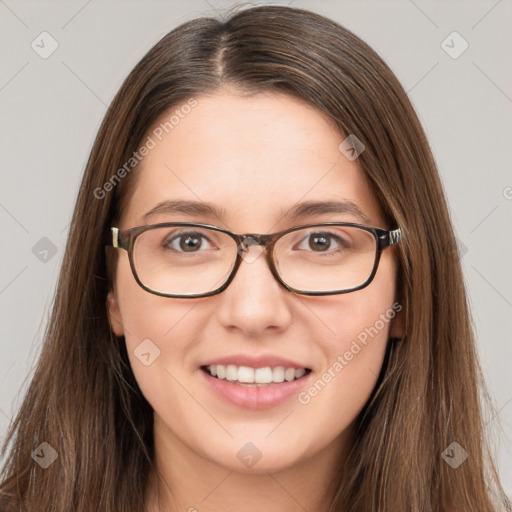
[107,90,404,512]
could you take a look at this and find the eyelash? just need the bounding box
[163,230,351,255]
[164,231,214,252]
[295,232,350,255]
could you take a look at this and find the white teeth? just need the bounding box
[294,368,306,379]
[254,367,273,383]
[272,366,285,383]
[216,365,225,379]
[205,364,308,384]
[284,368,295,382]
[238,366,255,383]
[226,364,238,381]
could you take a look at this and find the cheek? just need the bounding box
[292,319,390,461]
[307,249,397,349]
[297,253,398,436]
[113,256,207,400]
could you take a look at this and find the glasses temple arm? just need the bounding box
[388,228,402,246]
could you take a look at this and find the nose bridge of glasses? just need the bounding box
[232,233,279,288]
[237,233,269,252]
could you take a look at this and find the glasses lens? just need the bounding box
[133,226,237,296]
[274,225,377,293]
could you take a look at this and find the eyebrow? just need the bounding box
[141,199,371,225]
[142,200,227,223]
[280,200,371,224]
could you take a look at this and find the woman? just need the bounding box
[1,5,509,511]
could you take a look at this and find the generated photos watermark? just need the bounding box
[298,301,402,405]
[94,98,198,200]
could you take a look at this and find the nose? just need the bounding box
[214,244,293,337]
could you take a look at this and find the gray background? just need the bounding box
[1,0,511,498]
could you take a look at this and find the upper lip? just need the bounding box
[201,353,311,369]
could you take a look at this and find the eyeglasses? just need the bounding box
[107,222,402,298]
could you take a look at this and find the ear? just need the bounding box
[389,301,405,340]
[107,288,124,336]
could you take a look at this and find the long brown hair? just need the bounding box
[1,5,509,511]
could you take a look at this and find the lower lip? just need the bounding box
[201,369,312,410]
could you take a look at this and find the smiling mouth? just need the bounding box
[201,365,312,386]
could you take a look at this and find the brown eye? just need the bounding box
[296,231,350,253]
[163,231,212,252]
[308,233,331,252]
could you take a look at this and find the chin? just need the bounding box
[198,435,310,474]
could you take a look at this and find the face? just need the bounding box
[107,90,403,474]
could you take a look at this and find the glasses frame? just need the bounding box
[106,222,402,298]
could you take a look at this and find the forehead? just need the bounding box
[120,91,384,230]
